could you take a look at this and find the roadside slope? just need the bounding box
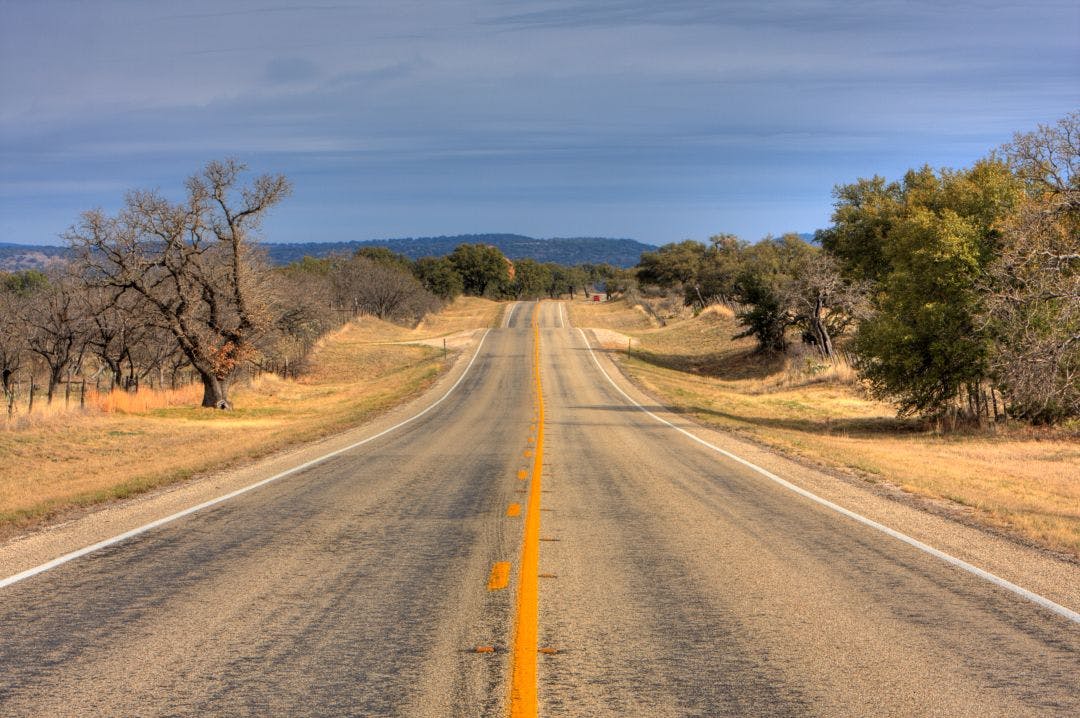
[568,297,1080,560]
[0,297,502,538]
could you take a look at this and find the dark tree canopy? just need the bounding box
[448,244,510,297]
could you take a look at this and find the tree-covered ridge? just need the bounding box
[0,235,656,272]
[263,235,655,268]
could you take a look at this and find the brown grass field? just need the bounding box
[0,297,502,534]
[569,298,1080,559]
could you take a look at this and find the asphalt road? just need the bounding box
[1,301,1077,716]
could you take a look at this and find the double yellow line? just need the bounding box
[510,304,545,717]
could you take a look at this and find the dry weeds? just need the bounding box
[575,297,1080,558]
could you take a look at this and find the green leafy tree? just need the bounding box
[510,259,552,300]
[448,244,510,297]
[695,234,748,309]
[544,263,569,298]
[355,246,413,272]
[1,269,49,295]
[636,240,706,291]
[816,176,903,284]
[413,256,463,300]
[847,161,1025,419]
[564,266,589,299]
[732,235,814,353]
[280,256,334,278]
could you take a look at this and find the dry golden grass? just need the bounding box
[341,296,503,343]
[578,298,1080,558]
[0,298,501,532]
[567,297,655,332]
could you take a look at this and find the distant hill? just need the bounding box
[0,243,70,272]
[0,235,655,272]
[265,234,655,267]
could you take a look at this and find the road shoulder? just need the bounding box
[578,327,1080,615]
[0,329,490,581]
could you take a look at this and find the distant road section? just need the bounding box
[1,302,1077,716]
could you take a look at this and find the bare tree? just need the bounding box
[259,268,336,377]
[84,288,148,390]
[22,276,90,403]
[783,252,870,360]
[1003,111,1079,204]
[332,256,437,322]
[981,112,1080,423]
[68,159,291,409]
[982,196,1079,422]
[0,291,26,396]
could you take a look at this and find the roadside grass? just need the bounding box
[334,295,503,344]
[0,297,501,535]
[569,298,1080,558]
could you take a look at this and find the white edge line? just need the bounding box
[504,302,518,328]
[576,327,1080,625]
[0,329,493,591]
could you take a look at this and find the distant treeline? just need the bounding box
[0,234,655,272]
[266,234,653,268]
[631,112,1078,426]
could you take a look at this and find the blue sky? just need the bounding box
[1,0,1077,247]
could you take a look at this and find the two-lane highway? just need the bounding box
[1,301,1077,716]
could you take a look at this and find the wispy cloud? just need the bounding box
[0,0,1076,245]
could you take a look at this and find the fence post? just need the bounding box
[80,380,86,409]
[27,375,34,414]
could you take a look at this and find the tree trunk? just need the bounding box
[199,371,232,410]
[46,366,62,404]
[810,296,836,360]
[108,360,123,391]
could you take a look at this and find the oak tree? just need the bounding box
[68,159,291,409]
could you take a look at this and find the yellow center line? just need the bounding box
[510,303,545,717]
[507,503,522,517]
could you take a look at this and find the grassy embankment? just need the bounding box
[570,298,1080,559]
[0,297,502,535]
